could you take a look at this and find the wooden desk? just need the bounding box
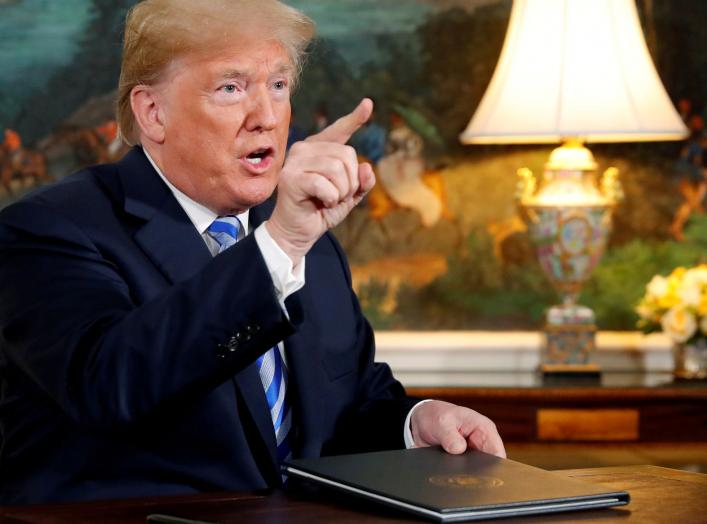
[408,375,707,442]
[2,465,705,523]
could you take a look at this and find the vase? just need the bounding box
[518,142,619,374]
[673,338,707,380]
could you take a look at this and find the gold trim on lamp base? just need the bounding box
[540,363,601,374]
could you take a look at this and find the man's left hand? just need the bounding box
[410,400,506,458]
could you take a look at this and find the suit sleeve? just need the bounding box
[0,200,294,429]
[321,233,420,454]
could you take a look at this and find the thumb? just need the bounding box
[439,429,468,455]
[306,98,373,145]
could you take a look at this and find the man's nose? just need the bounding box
[245,86,278,132]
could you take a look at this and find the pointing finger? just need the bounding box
[306,98,373,145]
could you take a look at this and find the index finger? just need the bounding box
[306,98,373,145]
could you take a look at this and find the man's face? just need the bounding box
[153,37,292,215]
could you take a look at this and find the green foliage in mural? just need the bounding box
[582,215,707,329]
[357,280,396,330]
[411,230,554,329]
[359,216,706,331]
[359,229,555,330]
[598,145,682,244]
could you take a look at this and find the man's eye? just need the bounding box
[221,84,237,93]
[273,81,287,90]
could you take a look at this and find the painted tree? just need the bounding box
[415,4,509,151]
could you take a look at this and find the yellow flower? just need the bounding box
[699,295,707,317]
[657,292,680,310]
[671,267,687,279]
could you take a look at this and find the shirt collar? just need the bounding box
[143,147,250,235]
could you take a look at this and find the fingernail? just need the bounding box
[447,442,464,454]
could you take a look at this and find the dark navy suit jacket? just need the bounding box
[0,147,417,504]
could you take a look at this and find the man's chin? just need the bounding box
[219,184,277,215]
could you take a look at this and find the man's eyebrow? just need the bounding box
[273,63,294,77]
[219,63,294,81]
[220,69,248,80]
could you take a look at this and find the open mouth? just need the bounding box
[244,147,273,165]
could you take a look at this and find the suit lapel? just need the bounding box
[118,148,281,475]
[118,147,212,284]
[249,199,326,457]
[281,267,326,458]
[133,199,212,283]
[248,197,275,230]
[118,147,278,478]
[234,196,281,467]
[233,361,279,475]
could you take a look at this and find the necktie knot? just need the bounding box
[207,216,242,253]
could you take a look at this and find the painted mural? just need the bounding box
[1,0,705,331]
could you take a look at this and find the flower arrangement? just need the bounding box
[636,264,707,344]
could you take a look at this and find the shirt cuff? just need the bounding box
[254,222,305,307]
[403,399,434,449]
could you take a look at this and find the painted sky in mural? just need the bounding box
[0,0,502,135]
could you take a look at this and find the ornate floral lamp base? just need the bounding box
[673,339,707,380]
[517,141,620,381]
[540,303,600,378]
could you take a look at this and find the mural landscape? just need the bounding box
[1,0,706,330]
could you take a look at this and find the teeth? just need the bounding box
[246,156,263,165]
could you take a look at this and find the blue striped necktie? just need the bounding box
[207,216,242,253]
[207,217,293,463]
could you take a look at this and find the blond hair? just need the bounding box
[117,0,315,145]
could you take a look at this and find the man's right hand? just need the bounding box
[266,99,375,267]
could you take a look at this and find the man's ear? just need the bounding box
[130,85,166,144]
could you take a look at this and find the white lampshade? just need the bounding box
[460,0,688,144]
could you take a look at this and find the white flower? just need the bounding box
[661,306,698,343]
[685,267,707,287]
[647,275,669,299]
[678,283,702,308]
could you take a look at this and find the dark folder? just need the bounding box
[283,447,629,522]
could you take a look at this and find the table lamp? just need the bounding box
[460,0,688,375]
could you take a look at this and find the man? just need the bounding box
[0,0,504,505]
